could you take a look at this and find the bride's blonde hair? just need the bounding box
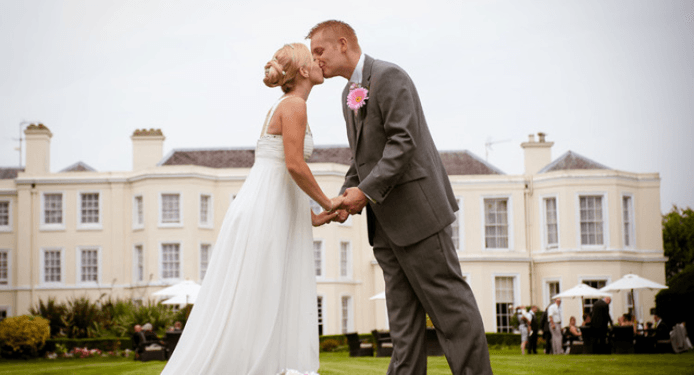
[263,43,312,93]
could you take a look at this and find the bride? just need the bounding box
[161,42,340,375]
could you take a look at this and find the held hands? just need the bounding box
[336,187,369,215]
[312,196,346,227]
[312,210,338,227]
[313,188,368,227]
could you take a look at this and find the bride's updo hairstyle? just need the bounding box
[263,43,312,93]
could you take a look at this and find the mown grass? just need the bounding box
[0,349,693,374]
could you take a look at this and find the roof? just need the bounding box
[60,161,96,172]
[439,150,505,175]
[539,151,610,173]
[0,167,23,179]
[160,146,504,175]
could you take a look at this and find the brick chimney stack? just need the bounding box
[131,129,165,171]
[521,132,554,175]
[24,123,52,175]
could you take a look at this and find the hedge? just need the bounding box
[318,332,525,350]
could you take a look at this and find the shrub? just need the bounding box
[61,296,108,338]
[320,339,340,352]
[0,315,50,359]
[656,263,694,340]
[485,333,521,347]
[29,298,67,338]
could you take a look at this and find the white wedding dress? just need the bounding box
[161,97,319,375]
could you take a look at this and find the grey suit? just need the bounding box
[340,55,492,375]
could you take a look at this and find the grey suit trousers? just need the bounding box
[372,219,493,375]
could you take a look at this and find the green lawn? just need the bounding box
[0,349,693,374]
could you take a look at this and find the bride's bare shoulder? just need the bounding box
[277,96,306,112]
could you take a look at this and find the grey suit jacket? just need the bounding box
[340,55,458,247]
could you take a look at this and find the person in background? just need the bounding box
[528,306,539,354]
[540,303,553,354]
[547,298,563,354]
[131,324,145,359]
[516,306,531,354]
[591,297,613,353]
[654,314,670,340]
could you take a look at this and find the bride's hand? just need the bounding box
[312,210,338,227]
[327,196,345,212]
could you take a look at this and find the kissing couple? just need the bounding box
[161,20,492,375]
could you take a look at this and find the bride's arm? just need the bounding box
[281,98,341,212]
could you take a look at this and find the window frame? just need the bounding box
[76,246,101,286]
[0,249,10,288]
[313,239,325,279]
[159,192,183,228]
[77,191,102,230]
[339,240,352,280]
[133,243,144,284]
[159,242,183,281]
[40,247,65,286]
[199,242,212,281]
[492,273,520,333]
[199,193,213,229]
[340,294,354,334]
[621,193,635,249]
[540,194,560,251]
[0,305,11,322]
[576,192,609,250]
[579,276,612,316]
[542,277,562,308]
[132,194,144,230]
[40,192,65,231]
[481,195,514,251]
[0,200,12,232]
[317,294,325,336]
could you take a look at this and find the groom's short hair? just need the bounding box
[306,20,359,47]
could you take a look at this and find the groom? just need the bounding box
[307,20,492,375]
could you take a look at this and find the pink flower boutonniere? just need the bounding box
[347,83,369,114]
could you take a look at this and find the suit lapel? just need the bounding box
[354,55,374,147]
[342,84,357,149]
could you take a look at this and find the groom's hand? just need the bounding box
[340,187,368,215]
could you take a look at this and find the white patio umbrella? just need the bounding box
[553,283,612,313]
[369,291,386,300]
[553,283,613,299]
[161,292,198,307]
[600,274,668,320]
[151,280,201,299]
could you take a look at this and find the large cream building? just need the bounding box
[0,125,665,335]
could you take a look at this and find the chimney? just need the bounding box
[131,129,165,171]
[521,132,554,174]
[24,123,52,175]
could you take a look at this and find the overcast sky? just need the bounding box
[1,0,692,213]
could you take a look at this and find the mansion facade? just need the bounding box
[0,125,666,334]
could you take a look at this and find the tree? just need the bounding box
[655,263,694,341]
[662,206,694,283]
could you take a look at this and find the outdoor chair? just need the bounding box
[612,326,635,354]
[164,331,182,359]
[345,332,373,357]
[371,330,393,357]
[579,326,594,354]
[140,344,166,361]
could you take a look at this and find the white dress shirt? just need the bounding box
[548,303,562,325]
[349,53,365,84]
